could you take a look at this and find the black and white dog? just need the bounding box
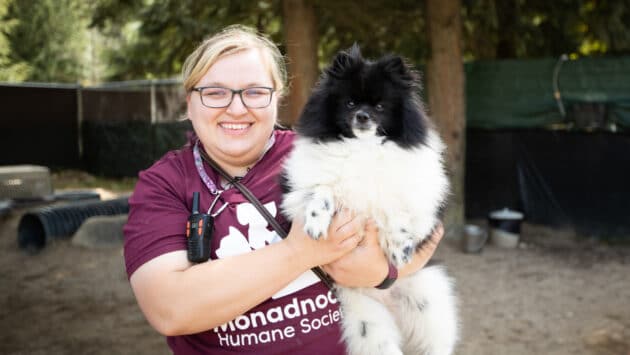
[281,46,458,355]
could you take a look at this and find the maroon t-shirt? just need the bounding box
[123,130,346,354]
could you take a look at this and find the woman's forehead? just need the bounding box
[198,48,274,88]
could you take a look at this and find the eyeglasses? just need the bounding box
[192,86,275,109]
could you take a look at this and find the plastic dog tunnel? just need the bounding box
[17,197,129,251]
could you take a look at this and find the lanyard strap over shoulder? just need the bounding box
[196,146,335,291]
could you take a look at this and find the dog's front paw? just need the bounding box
[303,191,335,240]
[389,238,416,267]
[388,226,417,267]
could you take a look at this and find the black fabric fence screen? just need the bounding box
[0,85,81,168]
[82,120,192,177]
[466,129,630,238]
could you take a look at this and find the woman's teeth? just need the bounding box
[221,123,250,130]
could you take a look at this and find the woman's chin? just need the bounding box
[219,142,260,161]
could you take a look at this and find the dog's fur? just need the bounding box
[280,46,458,355]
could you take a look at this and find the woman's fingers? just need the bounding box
[361,218,379,245]
[419,223,444,253]
[330,208,360,242]
[409,223,445,272]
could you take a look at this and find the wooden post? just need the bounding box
[282,0,319,127]
[426,0,466,239]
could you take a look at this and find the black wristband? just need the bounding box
[375,261,398,289]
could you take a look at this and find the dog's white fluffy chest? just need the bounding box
[282,133,449,249]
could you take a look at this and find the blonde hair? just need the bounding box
[182,25,287,99]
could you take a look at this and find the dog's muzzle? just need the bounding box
[353,110,375,131]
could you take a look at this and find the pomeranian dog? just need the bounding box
[281,45,458,355]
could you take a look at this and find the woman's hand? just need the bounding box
[285,208,363,269]
[320,219,388,287]
[321,222,445,288]
[398,223,445,278]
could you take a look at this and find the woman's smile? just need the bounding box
[219,122,253,132]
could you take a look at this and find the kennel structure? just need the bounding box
[1,56,629,237]
[464,56,630,237]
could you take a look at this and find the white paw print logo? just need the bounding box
[215,202,281,258]
[215,201,318,299]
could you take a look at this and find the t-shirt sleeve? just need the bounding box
[123,156,189,278]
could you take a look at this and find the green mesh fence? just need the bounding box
[465,56,630,129]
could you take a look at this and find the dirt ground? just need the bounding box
[1,197,629,355]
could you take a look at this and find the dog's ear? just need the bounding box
[326,44,363,79]
[378,55,417,88]
[378,93,429,148]
[296,86,350,140]
[348,43,362,59]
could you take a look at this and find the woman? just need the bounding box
[124,25,444,354]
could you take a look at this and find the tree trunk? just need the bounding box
[281,0,318,127]
[425,0,466,239]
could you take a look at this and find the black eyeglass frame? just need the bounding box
[191,86,275,109]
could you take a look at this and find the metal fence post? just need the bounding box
[77,83,83,159]
[150,79,156,124]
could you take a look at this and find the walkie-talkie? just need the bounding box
[186,192,213,263]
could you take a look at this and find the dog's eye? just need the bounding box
[375,103,384,111]
[346,100,356,108]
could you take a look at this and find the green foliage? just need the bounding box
[462,0,630,59]
[0,0,90,82]
[90,0,430,78]
[314,0,428,66]
[91,0,283,80]
[92,0,630,80]
[1,0,628,83]
[579,0,630,55]
[0,0,29,81]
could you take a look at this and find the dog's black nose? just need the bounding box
[355,110,370,124]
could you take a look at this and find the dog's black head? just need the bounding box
[296,45,429,148]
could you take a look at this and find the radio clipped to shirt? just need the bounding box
[186,192,213,263]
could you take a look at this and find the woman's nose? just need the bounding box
[226,94,248,115]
